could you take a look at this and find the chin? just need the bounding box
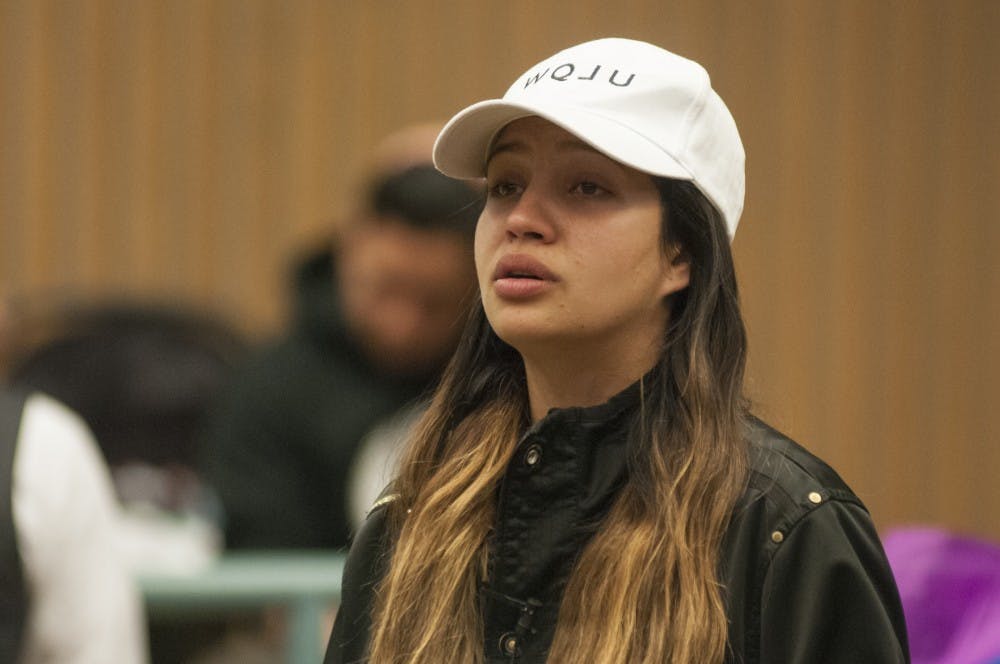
[484,303,571,347]
[490,323,564,356]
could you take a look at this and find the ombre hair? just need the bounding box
[368,177,749,664]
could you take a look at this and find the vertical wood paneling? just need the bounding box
[1,0,998,540]
[929,0,1000,533]
[0,0,33,285]
[127,0,164,297]
[928,0,970,528]
[882,3,940,525]
[830,0,899,522]
[985,3,1000,534]
[17,1,55,294]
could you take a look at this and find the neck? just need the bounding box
[520,339,661,422]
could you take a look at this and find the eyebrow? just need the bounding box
[487,135,601,163]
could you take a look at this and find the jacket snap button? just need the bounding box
[500,633,518,655]
[524,445,542,467]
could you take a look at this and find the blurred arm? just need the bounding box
[13,394,148,664]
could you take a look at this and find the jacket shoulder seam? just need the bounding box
[367,492,400,517]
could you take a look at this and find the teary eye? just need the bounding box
[489,181,522,198]
[572,181,604,196]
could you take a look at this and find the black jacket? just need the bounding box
[325,382,910,663]
[200,249,433,549]
[0,390,29,664]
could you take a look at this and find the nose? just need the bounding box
[504,187,555,243]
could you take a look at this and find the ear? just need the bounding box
[658,244,691,298]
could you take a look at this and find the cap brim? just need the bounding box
[433,99,694,183]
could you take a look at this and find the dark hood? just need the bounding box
[289,244,346,346]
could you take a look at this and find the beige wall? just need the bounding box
[2,0,998,539]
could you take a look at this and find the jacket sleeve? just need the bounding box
[15,394,149,663]
[199,352,348,549]
[758,499,910,663]
[324,500,393,664]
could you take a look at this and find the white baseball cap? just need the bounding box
[433,37,746,238]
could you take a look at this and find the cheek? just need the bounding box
[473,217,495,286]
[337,250,377,316]
[572,231,667,303]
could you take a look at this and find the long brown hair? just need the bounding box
[368,178,749,663]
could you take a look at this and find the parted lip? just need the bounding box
[492,254,557,281]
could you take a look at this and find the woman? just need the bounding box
[325,38,909,664]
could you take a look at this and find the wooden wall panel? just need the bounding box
[1,0,998,540]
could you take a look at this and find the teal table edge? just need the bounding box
[139,551,346,663]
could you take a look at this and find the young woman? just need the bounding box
[325,38,909,664]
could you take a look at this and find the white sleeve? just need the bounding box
[347,402,425,530]
[12,394,149,664]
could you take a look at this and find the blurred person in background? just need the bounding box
[7,302,248,569]
[200,129,482,551]
[2,368,147,661]
[5,300,248,664]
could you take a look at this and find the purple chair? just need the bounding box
[883,527,1000,664]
